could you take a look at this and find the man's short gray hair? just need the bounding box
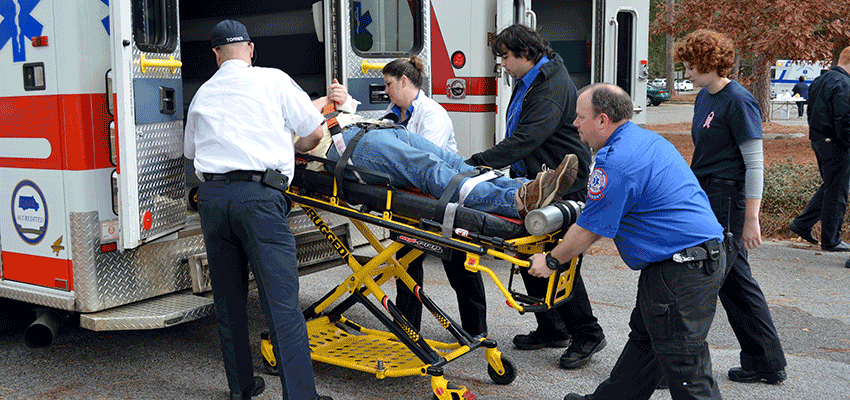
[578,83,633,123]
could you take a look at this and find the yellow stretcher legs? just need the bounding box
[260,186,580,398]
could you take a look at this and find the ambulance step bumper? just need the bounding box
[79,292,214,331]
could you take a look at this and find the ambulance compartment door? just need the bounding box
[600,0,648,124]
[110,0,186,249]
[331,0,429,120]
[495,0,534,143]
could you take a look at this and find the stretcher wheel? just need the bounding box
[487,355,517,385]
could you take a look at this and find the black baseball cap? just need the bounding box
[210,19,250,48]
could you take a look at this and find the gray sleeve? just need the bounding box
[740,139,763,199]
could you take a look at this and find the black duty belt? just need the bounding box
[669,238,721,264]
[203,170,263,183]
[700,177,743,189]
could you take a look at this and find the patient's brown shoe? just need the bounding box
[516,154,579,218]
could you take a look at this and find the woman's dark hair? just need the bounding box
[382,55,425,88]
[491,24,553,63]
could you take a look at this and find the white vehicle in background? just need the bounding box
[770,60,828,97]
[651,78,666,87]
[675,79,693,91]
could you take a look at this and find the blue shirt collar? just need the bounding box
[391,91,420,125]
[519,56,549,87]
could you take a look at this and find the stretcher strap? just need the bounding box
[458,170,501,205]
[434,168,501,237]
[434,168,484,222]
[441,203,459,238]
[331,132,366,184]
[333,127,370,198]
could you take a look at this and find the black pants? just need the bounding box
[701,180,787,372]
[796,100,805,117]
[589,253,725,400]
[519,258,603,342]
[198,181,317,400]
[519,189,604,343]
[396,248,487,336]
[794,140,850,248]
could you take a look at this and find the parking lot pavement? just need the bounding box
[0,238,848,399]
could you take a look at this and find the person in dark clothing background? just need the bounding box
[792,75,808,118]
[790,46,850,252]
[466,24,606,370]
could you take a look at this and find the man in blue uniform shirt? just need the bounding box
[530,84,726,400]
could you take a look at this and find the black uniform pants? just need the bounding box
[519,257,604,342]
[516,187,603,343]
[396,248,488,336]
[197,181,316,400]
[701,179,787,373]
[794,140,850,248]
[589,253,725,400]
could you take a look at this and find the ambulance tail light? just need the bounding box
[111,170,118,215]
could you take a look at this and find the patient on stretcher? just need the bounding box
[301,98,578,220]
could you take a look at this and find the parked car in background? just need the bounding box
[646,84,671,106]
[675,79,694,91]
[651,78,666,87]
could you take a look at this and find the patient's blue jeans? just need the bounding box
[326,126,526,218]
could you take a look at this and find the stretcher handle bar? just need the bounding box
[420,218,509,248]
[290,192,490,255]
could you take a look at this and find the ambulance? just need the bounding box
[770,59,829,97]
[0,0,648,346]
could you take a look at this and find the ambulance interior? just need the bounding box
[179,0,327,187]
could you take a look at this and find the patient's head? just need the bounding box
[382,56,425,109]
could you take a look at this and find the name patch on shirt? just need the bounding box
[587,168,607,201]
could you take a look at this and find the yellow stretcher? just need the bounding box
[260,158,582,400]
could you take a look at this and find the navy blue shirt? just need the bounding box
[576,122,724,270]
[505,56,549,176]
[690,80,762,181]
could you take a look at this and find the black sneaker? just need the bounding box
[559,336,606,369]
[728,367,786,384]
[512,330,570,350]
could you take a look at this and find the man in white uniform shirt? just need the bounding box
[183,20,330,400]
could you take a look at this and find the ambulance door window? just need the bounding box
[350,0,423,56]
[133,0,178,53]
[614,10,635,96]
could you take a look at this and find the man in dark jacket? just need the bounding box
[792,75,808,118]
[466,24,606,369]
[790,46,850,252]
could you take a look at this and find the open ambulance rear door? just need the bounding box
[110,0,187,249]
[599,0,649,124]
[323,0,430,120]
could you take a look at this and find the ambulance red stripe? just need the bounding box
[0,94,112,171]
[2,251,74,291]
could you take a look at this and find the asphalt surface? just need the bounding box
[2,104,848,400]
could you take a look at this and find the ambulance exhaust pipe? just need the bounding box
[24,308,68,348]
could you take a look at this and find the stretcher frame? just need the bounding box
[262,159,582,400]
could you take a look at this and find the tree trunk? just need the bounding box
[752,55,771,122]
[665,0,675,94]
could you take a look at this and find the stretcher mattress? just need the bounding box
[291,160,528,240]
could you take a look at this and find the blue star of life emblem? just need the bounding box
[0,0,44,62]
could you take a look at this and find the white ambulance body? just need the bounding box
[0,0,648,345]
[770,59,829,97]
